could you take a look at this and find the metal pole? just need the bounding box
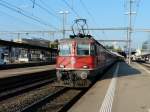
[126,29,129,60]
[62,13,65,39]
[59,11,69,39]
[17,33,20,40]
[128,0,132,64]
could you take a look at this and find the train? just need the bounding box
[55,19,120,88]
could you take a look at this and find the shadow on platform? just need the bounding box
[100,62,141,81]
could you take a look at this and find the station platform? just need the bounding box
[0,65,55,79]
[0,62,55,70]
[68,62,150,112]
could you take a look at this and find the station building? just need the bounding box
[0,38,58,64]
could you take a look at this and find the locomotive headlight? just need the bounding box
[80,72,88,79]
[71,57,76,64]
[83,65,89,69]
[60,64,65,68]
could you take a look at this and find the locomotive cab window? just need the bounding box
[59,44,71,56]
[77,44,89,55]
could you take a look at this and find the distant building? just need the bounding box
[142,39,150,55]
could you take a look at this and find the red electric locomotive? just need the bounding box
[56,19,117,87]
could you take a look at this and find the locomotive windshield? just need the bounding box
[77,44,89,55]
[59,44,71,56]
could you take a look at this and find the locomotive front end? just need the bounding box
[56,39,95,87]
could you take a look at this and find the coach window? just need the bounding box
[59,44,71,56]
[77,44,89,55]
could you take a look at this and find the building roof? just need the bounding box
[0,39,57,52]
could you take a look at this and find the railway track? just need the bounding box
[0,82,60,112]
[21,63,117,112]
[0,84,86,112]
[0,68,87,112]
[0,78,55,101]
[0,63,117,112]
[19,87,85,112]
[0,69,55,92]
[142,63,150,68]
[138,62,150,70]
[19,87,68,112]
[0,70,86,112]
[0,70,56,99]
[0,73,89,112]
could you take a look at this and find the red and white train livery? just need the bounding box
[56,35,118,87]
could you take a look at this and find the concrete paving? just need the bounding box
[68,62,150,112]
[0,65,55,78]
[112,62,150,112]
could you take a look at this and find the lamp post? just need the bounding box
[59,11,69,39]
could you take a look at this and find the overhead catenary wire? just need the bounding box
[0,9,47,30]
[123,0,128,26]
[29,0,61,21]
[39,0,59,16]
[0,0,53,28]
[79,0,101,38]
[136,0,142,7]
[133,0,142,28]
[39,0,57,14]
[32,0,35,8]
[0,0,57,30]
[62,0,80,18]
[124,0,141,28]
[79,0,97,26]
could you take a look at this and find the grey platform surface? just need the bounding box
[0,65,55,79]
[68,62,150,112]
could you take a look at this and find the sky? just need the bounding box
[0,0,149,49]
